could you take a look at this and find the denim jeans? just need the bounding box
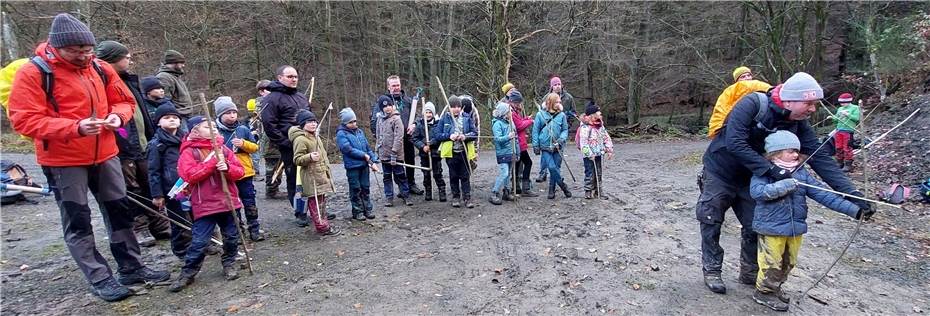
[493,162,511,193]
[382,162,410,199]
[541,150,563,187]
[346,166,372,214]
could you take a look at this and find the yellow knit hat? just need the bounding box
[501,82,514,94]
[732,66,751,82]
[246,98,256,111]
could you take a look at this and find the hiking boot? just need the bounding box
[364,209,376,220]
[585,190,594,199]
[168,274,195,293]
[91,276,133,302]
[548,185,556,200]
[451,198,461,208]
[775,288,791,303]
[424,190,433,201]
[118,266,170,285]
[464,198,475,208]
[327,213,337,220]
[438,188,448,202]
[502,189,515,201]
[521,181,538,197]
[321,227,342,236]
[136,231,157,248]
[400,197,413,206]
[558,181,572,198]
[409,185,424,195]
[384,198,394,207]
[489,191,503,205]
[223,266,239,281]
[703,274,727,294]
[536,174,547,183]
[352,213,367,221]
[753,290,789,312]
[296,214,310,227]
[249,230,266,242]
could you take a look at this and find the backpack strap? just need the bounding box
[91,60,108,86]
[753,92,777,133]
[29,56,58,114]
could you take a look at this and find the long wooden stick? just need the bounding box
[315,102,337,192]
[422,97,434,176]
[126,196,223,246]
[794,181,902,209]
[199,93,254,274]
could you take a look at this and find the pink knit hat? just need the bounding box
[549,76,562,88]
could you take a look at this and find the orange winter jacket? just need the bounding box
[8,42,136,167]
[707,79,771,139]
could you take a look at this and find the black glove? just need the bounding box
[553,143,561,152]
[849,191,876,220]
[764,166,793,181]
[534,147,541,155]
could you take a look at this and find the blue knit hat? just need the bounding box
[154,102,181,123]
[765,130,801,154]
[48,13,96,48]
[377,95,394,112]
[186,115,207,131]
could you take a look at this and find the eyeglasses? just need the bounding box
[284,75,299,79]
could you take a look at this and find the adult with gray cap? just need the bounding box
[7,13,169,302]
[695,72,875,296]
[155,49,194,117]
[96,40,171,246]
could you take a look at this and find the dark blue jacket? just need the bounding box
[115,71,154,161]
[261,81,311,148]
[336,124,379,169]
[434,112,477,143]
[702,92,855,194]
[146,128,185,198]
[750,167,859,236]
[411,117,441,158]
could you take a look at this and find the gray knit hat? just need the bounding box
[95,40,129,64]
[163,49,186,64]
[493,102,510,118]
[448,95,462,108]
[48,13,96,48]
[422,102,436,115]
[780,72,823,101]
[213,96,238,116]
[764,130,801,154]
[339,107,357,125]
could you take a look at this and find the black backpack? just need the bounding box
[1,160,37,205]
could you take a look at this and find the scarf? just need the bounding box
[772,157,800,172]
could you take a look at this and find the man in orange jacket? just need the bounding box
[7,13,169,302]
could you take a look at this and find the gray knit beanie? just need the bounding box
[423,102,436,115]
[95,40,129,64]
[48,13,96,48]
[493,102,510,118]
[780,72,823,101]
[213,96,238,116]
[339,108,357,125]
[765,130,801,154]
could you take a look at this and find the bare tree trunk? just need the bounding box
[2,10,20,62]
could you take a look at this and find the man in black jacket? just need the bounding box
[369,75,424,195]
[695,72,875,300]
[260,65,312,226]
[95,40,170,246]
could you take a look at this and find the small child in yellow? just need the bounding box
[289,110,339,236]
[749,130,874,311]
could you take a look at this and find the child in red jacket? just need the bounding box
[169,116,245,292]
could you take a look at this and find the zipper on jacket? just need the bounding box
[76,67,102,165]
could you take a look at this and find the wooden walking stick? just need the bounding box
[510,116,520,198]
[422,97,434,174]
[126,195,224,247]
[199,93,254,274]
[315,103,337,192]
[434,77,472,177]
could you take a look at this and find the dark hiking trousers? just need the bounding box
[515,150,533,189]
[277,144,298,215]
[419,155,445,193]
[42,157,144,285]
[180,212,239,276]
[346,166,373,215]
[403,135,418,188]
[447,153,471,199]
[264,156,282,196]
[165,198,193,259]
[122,159,170,237]
[695,169,758,277]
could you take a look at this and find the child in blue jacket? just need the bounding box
[335,108,381,221]
[749,130,873,312]
[532,93,571,200]
[489,102,517,205]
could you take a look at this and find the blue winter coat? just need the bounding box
[532,110,568,151]
[411,117,441,158]
[702,92,855,193]
[216,119,256,153]
[492,117,516,159]
[336,124,379,169]
[750,167,859,237]
[434,112,478,143]
[146,128,185,198]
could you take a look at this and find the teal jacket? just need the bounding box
[532,110,568,151]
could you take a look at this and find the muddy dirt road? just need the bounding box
[2,140,928,315]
